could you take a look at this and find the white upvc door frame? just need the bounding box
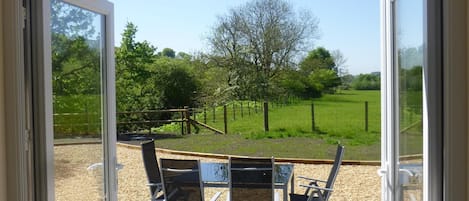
[30,0,54,200]
[381,0,444,200]
[3,0,33,200]
[380,0,396,201]
[59,1,117,200]
[423,0,443,200]
[30,0,117,200]
[3,0,56,200]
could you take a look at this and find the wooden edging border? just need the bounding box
[117,142,381,166]
[54,141,101,146]
[51,142,422,167]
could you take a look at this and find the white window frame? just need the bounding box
[381,0,445,200]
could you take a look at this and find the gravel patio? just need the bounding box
[54,143,381,201]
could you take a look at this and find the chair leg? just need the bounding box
[274,192,280,201]
[209,191,222,201]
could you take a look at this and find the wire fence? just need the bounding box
[53,97,420,139]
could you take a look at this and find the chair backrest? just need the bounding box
[141,140,161,196]
[228,157,275,201]
[159,158,204,201]
[324,144,345,200]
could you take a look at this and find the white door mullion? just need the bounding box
[381,0,397,200]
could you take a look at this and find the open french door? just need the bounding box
[381,0,443,200]
[50,0,117,200]
[30,0,117,200]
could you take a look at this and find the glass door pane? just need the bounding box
[51,0,109,200]
[395,0,424,200]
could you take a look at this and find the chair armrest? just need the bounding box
[209,191,223,201]
[299,184,334,192]
[297,175,327,183]
[163,168,198,173]
[146,182,162,187]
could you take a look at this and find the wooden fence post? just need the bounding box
[248,102,251,116]
[204,107,207,124]
[184,106,191,134]
[213,107,216,123]
[232,103,236,120]
[365,101,369,132]
[193,108,196,121]
[264,101,269,131]
[224,105,228,134]
[85,107,90,135]
[254,101,258,113]
[180,109,184,135]
[240,102,244,118]
[311,103,315,132]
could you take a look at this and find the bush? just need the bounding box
[351,73,380,90]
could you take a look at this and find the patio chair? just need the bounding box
[228,156,279,201]
[159,158,222,201]
[141,140,163,201]
[290,144,345,201]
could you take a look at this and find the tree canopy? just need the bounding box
[300,47,336,73]
[298,47,342,96]
[160,48,176,58]
[208,0,319,100]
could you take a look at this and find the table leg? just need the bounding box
[291,172,295,195]
[284,186,288,201]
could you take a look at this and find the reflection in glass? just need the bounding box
[51,0,105,200]
[396,0,424,200]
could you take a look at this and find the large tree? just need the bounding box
[300,47,341,95]
[115,22,157,112]
[300,47,336,73]
[208,0,319,100]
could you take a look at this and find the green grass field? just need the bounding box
[155,90,386,160]
[154,90,423,160]
[53,90,422,160]
[197,90,381,145]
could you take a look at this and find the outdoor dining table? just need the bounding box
[200,162,295,201]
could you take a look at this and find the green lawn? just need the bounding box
[155,90,423,160]
[199,90,381,145]
[156,90,388,160]
[153,133,381,160]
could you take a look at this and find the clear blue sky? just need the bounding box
[109,0,381,75]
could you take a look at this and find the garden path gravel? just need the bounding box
[54,144,381,201]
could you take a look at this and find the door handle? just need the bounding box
[377,168,415,177]
[377,168,387,176]
[398,168,414,177]
[87,162,124,171]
